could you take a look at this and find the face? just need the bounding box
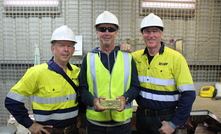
[51,40,75,64]
[96,24,118,47]
[142,27,163,49]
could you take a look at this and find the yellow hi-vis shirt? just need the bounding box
[86,51,133,122]
[132,46,194,97]
[7,63,80,123]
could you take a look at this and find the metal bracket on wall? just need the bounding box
[174,39,183,54]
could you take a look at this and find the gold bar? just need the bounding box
[100,99,121,109]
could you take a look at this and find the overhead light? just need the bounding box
[3,0,61,14]
[140,0,195,17]
[142,2,195,9]
[145,0,195,2]
[3,0,59,7]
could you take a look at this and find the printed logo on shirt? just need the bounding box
[159,62,168,66]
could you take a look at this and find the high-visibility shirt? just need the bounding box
[133,46,195,109]
[86,51,133,122]
[5,61,80,128]
[132,45,195,126]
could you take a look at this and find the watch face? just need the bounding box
[123,95,129,103]
[126,97,129,102]
[100,99,121,109]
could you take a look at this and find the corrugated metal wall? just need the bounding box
[0,0,220,126]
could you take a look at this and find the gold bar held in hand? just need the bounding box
[100,99,121,109]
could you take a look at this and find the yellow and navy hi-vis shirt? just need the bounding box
[132,43,196,126]
[5,59,80,128]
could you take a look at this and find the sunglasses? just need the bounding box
[97,27,117,33]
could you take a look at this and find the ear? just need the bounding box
[71,47,76,55]
[51,45,55,53]
[161,32,164,40]
[95,31,99,38]
[116,30,119,35]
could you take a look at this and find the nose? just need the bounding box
[104,29,109,33]
[63,45,69,51]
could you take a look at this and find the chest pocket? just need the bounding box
[44,85,65,97]
[136,61,147,75]
[154,66,172,79]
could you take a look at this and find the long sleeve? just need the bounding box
[5,67,36,128]
[5,95,34,128]
[171,51,196,126]
[171,91,196,126]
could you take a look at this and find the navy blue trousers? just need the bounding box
[136,107,175,134]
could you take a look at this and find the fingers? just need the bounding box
[116,96,126,112]
[93,97,106,112]
[158,121,175,134]
[42,125,53,128]
[41,129,50,134]
[94,96,127,112]
[120,44,132,53]
[29,123,52,134]
[41,125,53,134]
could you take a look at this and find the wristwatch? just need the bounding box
[122,95,129,103]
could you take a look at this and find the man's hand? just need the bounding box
[93,96,107,112]
[158,121,175,134]
[28,122,52,134]
[116,96,126,112]
[120,44,132,53]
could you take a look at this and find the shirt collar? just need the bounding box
[47,56,73,72]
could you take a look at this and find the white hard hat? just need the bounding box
[140,13,164,31]
[94,11,120,28]
[50,25,77,44]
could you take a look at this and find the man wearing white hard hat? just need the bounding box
[79,11,140,134]
[132,13,196,134]
[5,25,83,134]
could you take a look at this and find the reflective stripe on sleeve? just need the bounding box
[178,84,195,92]
[7,91,27,103]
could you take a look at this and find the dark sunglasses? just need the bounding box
[97,27,117,33]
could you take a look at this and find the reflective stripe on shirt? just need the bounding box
[34,110,78,122]
[139,90,179,101]
[138,76,175,86]
[30,94,76,104]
